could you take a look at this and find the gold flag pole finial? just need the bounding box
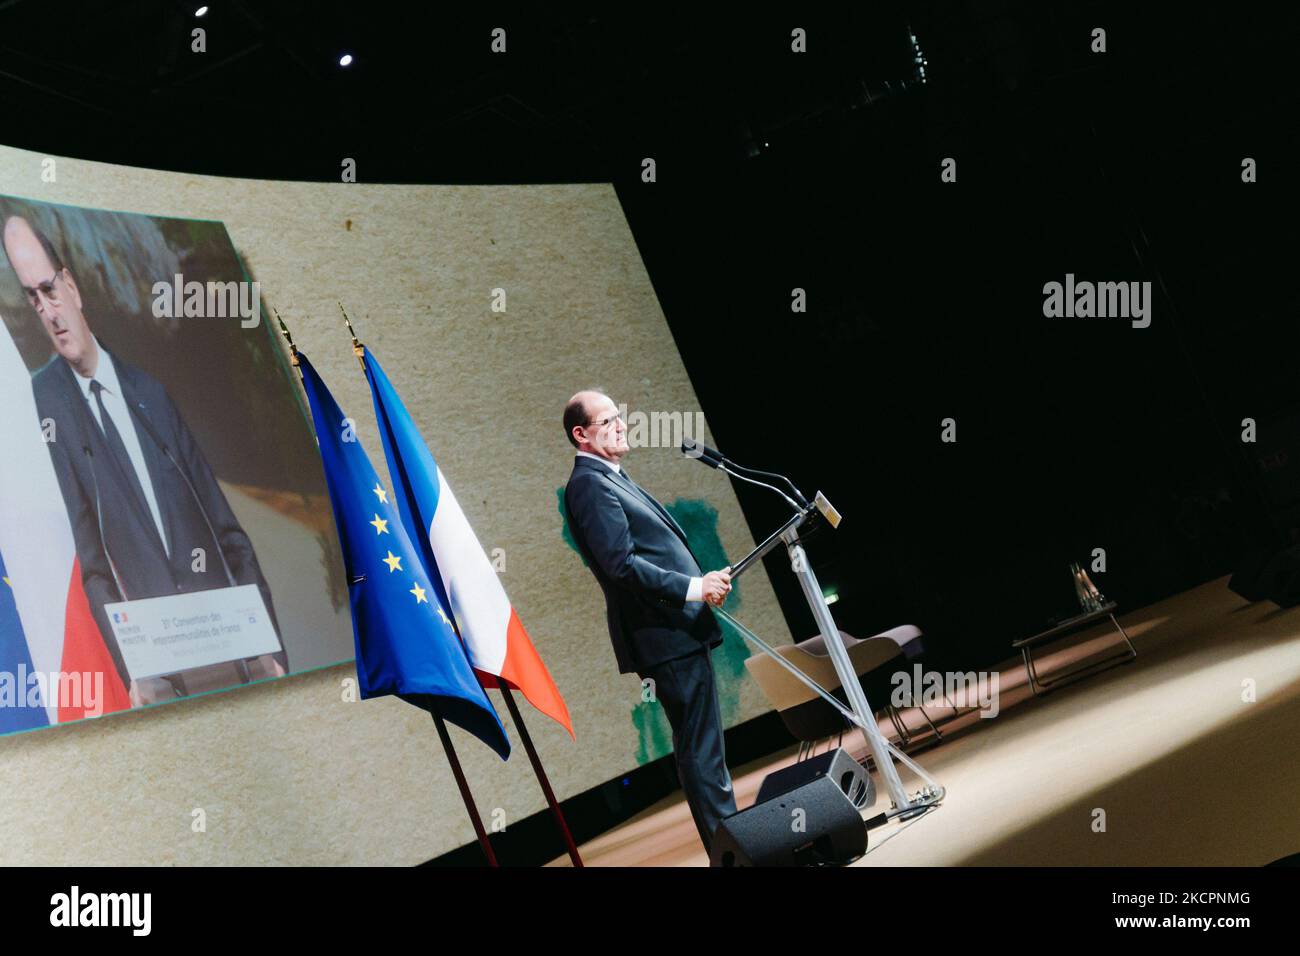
[340,301,365,369]
[274,309,300,367]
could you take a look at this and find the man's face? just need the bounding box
[577,394,629,461]
[3,218,93,370]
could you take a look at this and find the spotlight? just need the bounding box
[195,5,208,15]
[339,53,353,67]
[908,29,928,85]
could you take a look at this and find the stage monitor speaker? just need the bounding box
[755,746,875,809]
[709,776,867,867]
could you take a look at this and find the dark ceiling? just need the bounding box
[0,3,912,182]
[4,1,1300,659]
[0,1,1177,183]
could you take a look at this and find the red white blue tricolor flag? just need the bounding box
[363,351,573,739]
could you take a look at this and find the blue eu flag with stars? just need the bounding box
[297,353,509,759]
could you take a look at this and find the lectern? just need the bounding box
[686,440,944,819]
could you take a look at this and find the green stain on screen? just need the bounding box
[558,488,751,766]
[664,497,748,732]
[631,695,672,766]
[556,489,587,568]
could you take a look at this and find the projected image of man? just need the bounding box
[2,215,287,705]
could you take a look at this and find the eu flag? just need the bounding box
[297,353,509,759]
[0,547,49,734]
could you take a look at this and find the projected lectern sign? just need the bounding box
[105,585,282,681]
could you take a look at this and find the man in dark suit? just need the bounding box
[563,388,736,852]
[3,215,286,705]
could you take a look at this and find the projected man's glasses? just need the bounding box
[586,412,624,429]
[22,270,66,309]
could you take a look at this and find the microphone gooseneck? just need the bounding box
[130,400,259,685]
[130,400,236,588]
[83,444,129,601]
[680,438,810,509]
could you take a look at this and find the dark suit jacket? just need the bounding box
[32,346,285,686]
[564,454,721,674]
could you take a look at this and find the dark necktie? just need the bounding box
[619,467,682,538]
[619,467,705,570]
[89,379,153,524]
[617,466,647,502]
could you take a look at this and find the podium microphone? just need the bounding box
[83,445,129,600]
[680,437,726,468]
[129,401,236,588]
[129,400,257,685]
[681,438,810,510]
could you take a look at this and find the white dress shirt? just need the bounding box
[76,341,170,556]
[576,450,702,601]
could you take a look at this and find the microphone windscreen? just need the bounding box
[681,438,722,468]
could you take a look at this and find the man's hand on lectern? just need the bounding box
[702,567,733,606]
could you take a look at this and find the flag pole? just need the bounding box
[339,304,584,868]
[496,684,584,867]
[340,301,366,371]
[277,309,499,868]
[427,707,499,867]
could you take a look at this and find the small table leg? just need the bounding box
[1021,617,1137,697]
[1022,645,1042,697]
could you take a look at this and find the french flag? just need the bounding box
[0,318,129,732]
[363,352,574,739]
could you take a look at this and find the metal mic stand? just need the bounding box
[714,460,944,817]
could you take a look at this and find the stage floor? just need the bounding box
[548,575,1300,866]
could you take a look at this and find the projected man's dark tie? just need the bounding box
[89,379,152,523]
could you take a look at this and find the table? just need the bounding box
[1011,602,1137,696]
